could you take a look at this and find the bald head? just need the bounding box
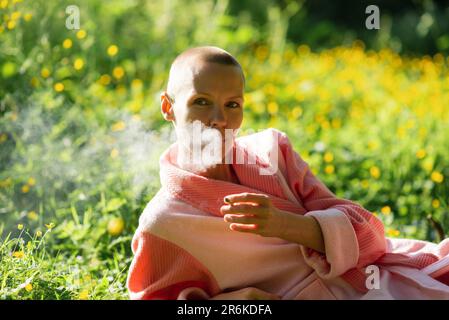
[166,46,245,101]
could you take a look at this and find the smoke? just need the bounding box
[174,120,239,174]
[0,102,176,231]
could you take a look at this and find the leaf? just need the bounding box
[105,198,126,212]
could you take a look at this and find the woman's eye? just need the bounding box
[194,98,209,106]
[226,102,240,108]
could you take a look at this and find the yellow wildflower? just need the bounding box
[27,210,38,221]
[23,13,32,21]
[24,283,33,292]
[431,171,444,183]
[107,45,119,57]
[387,229,400,237]
[27,177,35,186]
[381,206,391,215]
[7,20,16,30]
[21,184,30,193]
[416,149,426,159]
[36,230,42,237]
[99,74,111,86]
[323,152,334,163]
[324,165,335,174]
[11,11,21,20]
[62,39,73,49]
[18,224,23,230]
[45,222,55,230]
[370,166,381,179]
[112,66,125,79]
[54,82,64,92]
[107,217,125,236]
[78,289,89,300]
[12,251,24,258]
[41,68,50,78]
[73,58,84,70]
[432,199,440,209]
[76,29,87,39]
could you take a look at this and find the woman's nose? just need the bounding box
[210,106,227,128]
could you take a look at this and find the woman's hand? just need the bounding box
[221,192,326,252]
[220,192,289,238]
[210,287,281,300]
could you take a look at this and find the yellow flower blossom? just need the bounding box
[432,199,440,209]
[381,206,391,215]
[41,68,50,78]
[99,74,111,86]
[62,39,73,49]
[7,20,16,30]
[370,166,381,179]
[387,229,400,237]
[23,13,32,21]
[0,0,8,9]
[416,149,426,159]
[18,224,23,230]
[361,179,369,189]
[11,11,21,20]
[323,152,334,163]
[12,251,24,258]
[21,184,30,193]
[24,283,33,292]
[107,217,125,236]
[131,78,143,90]
[45,222,55,230]
[107,45,119,57]
[324,165,334,174]
[76,29,87,39]
[27,210,38,221]
[267,102,278,114]
[27,177,35,186]
[54,82,64,92]
[431,171,444,183]
[73,58,84,70]
[78,289,89,300]
[112,66,125,79]
[36,230,42,237]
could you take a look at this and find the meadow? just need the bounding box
[0,0,448,299]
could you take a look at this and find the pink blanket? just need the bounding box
[127,128,449,299]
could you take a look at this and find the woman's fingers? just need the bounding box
[229,223,258,233]
[221,204,267,217]
[224,214,259,224]
[224,192,270,207]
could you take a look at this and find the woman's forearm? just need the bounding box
[279,211,325,253]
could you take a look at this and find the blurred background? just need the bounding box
[0,0,448,299]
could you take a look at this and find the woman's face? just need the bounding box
[161,61,244,166]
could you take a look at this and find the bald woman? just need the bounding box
[126,46,449,300]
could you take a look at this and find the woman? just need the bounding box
[126,46,449,300]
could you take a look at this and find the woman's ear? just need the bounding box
[161,92,175,121]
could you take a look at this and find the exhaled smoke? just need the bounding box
[174,120,238,174]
